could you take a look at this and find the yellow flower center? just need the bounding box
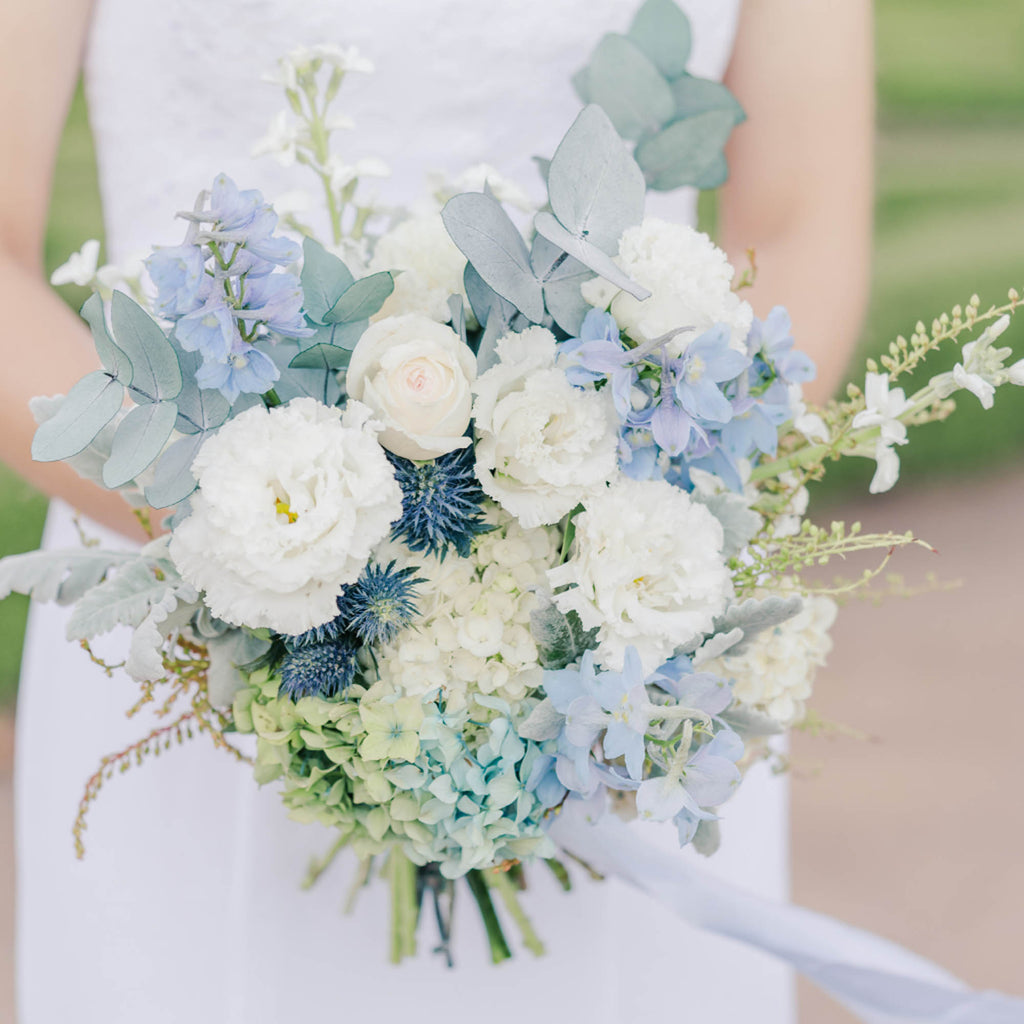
[275,499,298,524]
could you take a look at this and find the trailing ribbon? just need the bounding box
[548,803,1024,1023]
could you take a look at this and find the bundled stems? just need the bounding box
[465,868,513,964]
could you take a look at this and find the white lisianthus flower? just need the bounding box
[369,213,468,323]
[580,218,752,354]
[851,372,912,494]
[347,315,477,461]
[548,478,733,672]
[472,327,620,528]
[705,595,838,726]
[169,398,402,635]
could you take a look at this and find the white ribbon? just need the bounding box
[548,803,1024,1023]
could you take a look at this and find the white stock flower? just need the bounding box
[50,240,100,287]
[369,213,467,322]
[427,163,534,212]
[325,155,391,193]
[851,372,912,494]
[268,43,375,87]
[169,398,402,635]
[932,316,1024,410]
[580,218,752,354]
[251,111,300,167]
[705,595,837,726]
[472,328,620,528]
[548,478,733,673]
[787,383,829,443]
[347,315,477,460]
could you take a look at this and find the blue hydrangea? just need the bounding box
[279,638,359,700]
[388,447,491,558]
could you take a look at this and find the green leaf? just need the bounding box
[288,343,352,371]
[102,400,179,488]
[0,548,135,605]
[713,596,804,656]
[269,340,342,406]
[300,237,354,325]
[109,291,182,401]
[635,109,737,190]
[31,370,124,462]
[690,491,763,559]
[448,294,467,345]
[691,152,729,191]
[720,705,784,739]
[172,349,231,435]
[532,235,594,335]
[324,272,395,324]
[546,105,646,254]
[670,74,746,124]
[442,192,545,322]
[571,66,592,105]
[529,595,598,671]
[207,630,271,706]
[80,293,131,382]
[587,34,675,142]
[145,433,205,508]
[628,0,692,78]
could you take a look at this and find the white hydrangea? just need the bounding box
[548,478,733,673]
[369,213,468,323]
[580,218,752,355]
[372,508,561,709]
[472,327,620,528]
[704,595,838,726]
[169,398,402,635]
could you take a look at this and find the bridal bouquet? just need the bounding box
[5,0,1024,998]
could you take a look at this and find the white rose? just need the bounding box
[580,218,752,355]
[548,478,733,673]
[169,398,402,636]
[347,314,477,461]
[472,327,620,528]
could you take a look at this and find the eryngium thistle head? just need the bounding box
[278,639,358,700]
[388,447,491,558]
[337,560,421,646]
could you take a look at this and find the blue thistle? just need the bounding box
[337,561,421,645]
[388,447,491,558]
[279,638,358,700]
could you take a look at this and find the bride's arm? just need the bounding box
[0,0,144,537]
[720,0,874,403]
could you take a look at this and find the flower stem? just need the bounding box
[465,868,512,964]
[389,849,419,964]
[301,833,347,890]
[487,869,545,957]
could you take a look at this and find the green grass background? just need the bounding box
[1,0,1023,702]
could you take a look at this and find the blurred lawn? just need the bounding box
[1,0,1023,702]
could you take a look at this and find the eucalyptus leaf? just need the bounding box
[325,272,394,324]
[628,0,692,78]
[442,192,545,322]
[145,433,205,508]
[172,349,230,435]
[102,400,179,489]
[546,105,646,253]
[448,295,467,345]
[80,293,131,381]
[691,152,729,191]
[300,319,366,353]
[110,291,182,401]
[530,594,598,671]
[571,67,592,105]
[635,109,737,190]
[31,371,124,462]
[670,74,746,124]
[270,340,342,406]
[0,548,135,606]
[300,236,354,325]
[29,394,121,492]
[587,34,675,142]
[288,343,352,371]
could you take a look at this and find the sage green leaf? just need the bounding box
[448,295,467,345]
[80,293,131,382]
[269,340,342,406]
[587,34,674,142]
[102,400,179,488]
[300,319,366,352]
[442,192,545,322]
[635,109,737,190]
[532,234,594,335]
[517,698,564,742]
[670,74,746,124]
[207,630,272,706]
[530,594,598,671]
[31,371,124,462]
[571,66,592,105]
[325,272,395,324]
[288,343,351,371]
[628,0,692,78]
[692,819,721,857]
[0,548,134,605]
[300,236,354,325]
[547,105,646,254]
[110,291,182,401]
[172,349,230,435]
[692,152,729,191]
[145,433,205,508]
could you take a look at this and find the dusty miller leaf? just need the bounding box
[517,698,564,742]
[720,704,784,738]
[713,596,804,657]
[0,548,136,606]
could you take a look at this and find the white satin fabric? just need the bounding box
[17,2,798,1021]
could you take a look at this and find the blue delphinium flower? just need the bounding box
[237,272,308,338]
[559,308,637,417]
[145,244,206,317]
[750,306,816,386]
[174,300,237,362]
[195,341,280,402]
[387,447,491,558]
[336,561,421,646]
[279,638,359,700]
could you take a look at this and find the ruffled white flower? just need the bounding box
[473,327,620,528]
[51,240,100,287]
[705,595,838,726]
[369,213,467,323]
[851,372,912,494]
[548,478,733,673]
[580,218,752,354]
[169,398,402,635]
[347,315,477,460]
[373,509,560,708]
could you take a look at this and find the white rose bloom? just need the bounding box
[704,595,838,726]
[347,314,477,461]
[581,218,752,354]
[369,213,468,323]
[548,478,733,673]
[169,398,402,635]
[472,327,620,528]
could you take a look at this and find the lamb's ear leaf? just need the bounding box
[109,291,182,401]
[324,272,394,324]
[81,293,132,382]
[102,400,179,488]
[627,0,692,78]
[300,236,354,325]
[635,109,737,191]
[530,593,598,671]
[586,34,675,142]
[31,371,125,462]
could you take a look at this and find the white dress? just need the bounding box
[16,2,796,1021]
